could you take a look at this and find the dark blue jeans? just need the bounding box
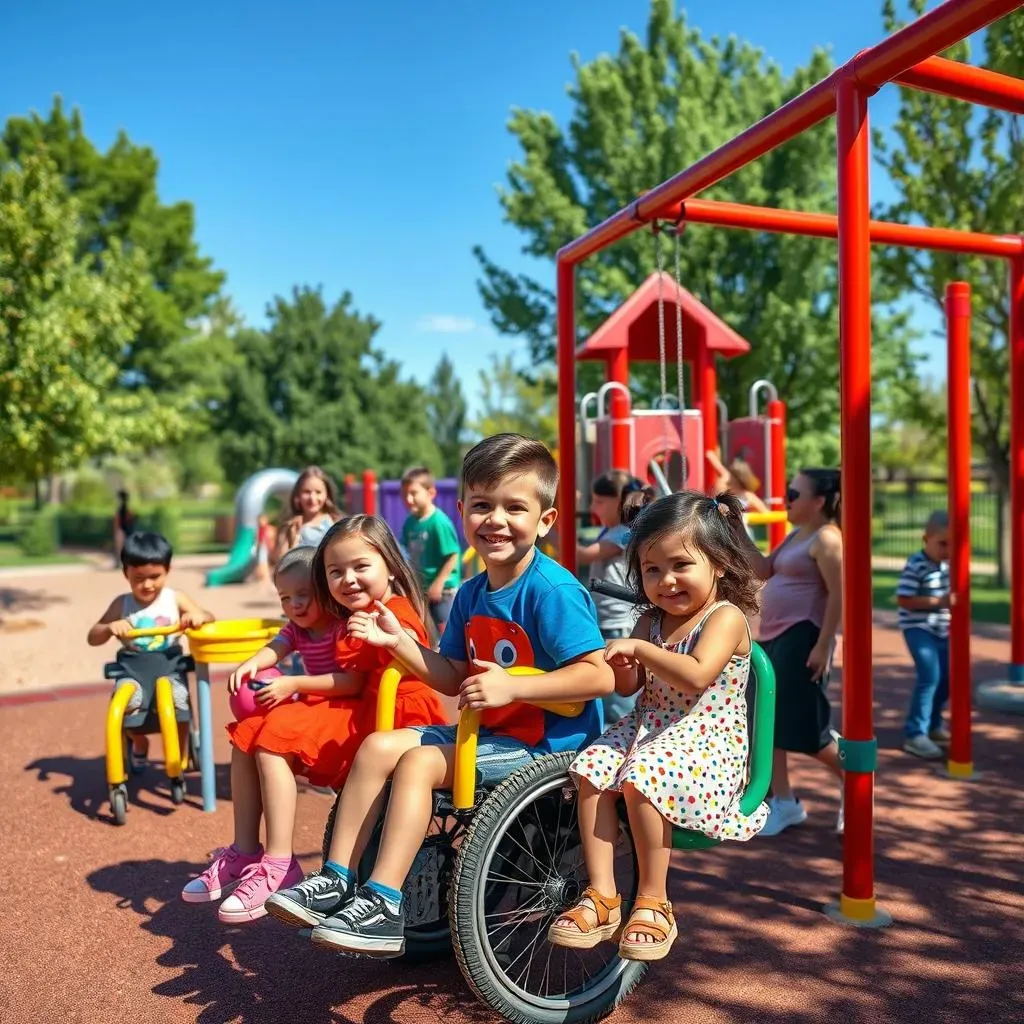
[902,627,949,739]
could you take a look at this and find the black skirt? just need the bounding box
[760,620,835,754]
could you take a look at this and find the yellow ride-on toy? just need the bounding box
[103,624,199,826]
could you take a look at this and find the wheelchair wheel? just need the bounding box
[185,726,200,774]
[321,790,460,964]
[450,752,646,1024]
[171,778,185,805]
[110,785,128,827]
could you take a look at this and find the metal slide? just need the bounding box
[205,468,299,587]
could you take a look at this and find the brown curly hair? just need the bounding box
[625,491,760,617]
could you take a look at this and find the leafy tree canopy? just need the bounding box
[474,0,920,469]
[216,286,441,487]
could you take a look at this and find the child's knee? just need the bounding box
[354,728,421,772]
[393,744,451,789]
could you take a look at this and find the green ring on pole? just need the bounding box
[837,737,877,773]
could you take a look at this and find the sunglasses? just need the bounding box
[786,487,803,502]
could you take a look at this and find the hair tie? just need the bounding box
[717,501,730,518]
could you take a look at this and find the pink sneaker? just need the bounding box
[181,845,264,903]
[217,856,304,924]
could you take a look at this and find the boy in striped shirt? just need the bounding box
[896,510,951,759]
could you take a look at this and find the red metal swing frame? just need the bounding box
[555,0,1024,924]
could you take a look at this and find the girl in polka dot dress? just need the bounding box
[549,491,768,962]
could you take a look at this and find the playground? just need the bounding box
[1,555,1021,1022]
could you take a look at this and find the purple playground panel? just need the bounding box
[346,478,467,549]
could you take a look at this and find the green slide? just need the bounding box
[206,526,258,587]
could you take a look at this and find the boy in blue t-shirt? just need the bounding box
[266,433,612,956]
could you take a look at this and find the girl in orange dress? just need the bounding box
[181,517,448,924]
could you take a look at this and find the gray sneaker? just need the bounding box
[903,734,943,760]
[265,866,351,928]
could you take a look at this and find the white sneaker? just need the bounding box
[835,790,844,835]
[903,734,943,760]
[759,796,808,837]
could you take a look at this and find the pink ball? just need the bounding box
[229,667,282,721]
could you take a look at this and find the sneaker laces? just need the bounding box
[338,890,378,923]
[294,872,334,897]
[233,861,272,901]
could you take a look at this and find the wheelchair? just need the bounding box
[104,625,200,825]
[321,637,776,1023]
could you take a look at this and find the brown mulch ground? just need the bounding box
[1,565,1021,1023]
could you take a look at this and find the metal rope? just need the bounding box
[672,225,686,484]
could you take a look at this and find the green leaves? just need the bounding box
[0,155,184,480]
[474,0,918,463]
[215,287,442,487]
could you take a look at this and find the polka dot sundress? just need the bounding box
[570,601,769,841]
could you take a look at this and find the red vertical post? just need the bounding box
[946,282,974,777]
[767,398,788,550]
[608,348,632,471]
[832,77,888,927]
[1010,257,1024,683]
[362,469,377,517]
[692,341,717,491]
[557,260,579,573]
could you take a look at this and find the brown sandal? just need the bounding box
[618,896,677,962]
[547,886,622,949]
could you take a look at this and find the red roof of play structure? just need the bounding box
[575,272,751,363]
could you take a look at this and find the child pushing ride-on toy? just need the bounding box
[88,531,213,825]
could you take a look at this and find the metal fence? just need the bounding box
[871,478,1003,578]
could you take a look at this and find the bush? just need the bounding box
[57,509,112,548]
[18,510,59,557]
[144,504,181,550]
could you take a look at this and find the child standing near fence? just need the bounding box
[400,466,461,635]
[897,510,951,760]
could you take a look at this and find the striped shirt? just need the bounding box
[896,551,950,638]
[276,620,344,674]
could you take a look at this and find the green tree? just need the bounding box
[216,286,441,486]
[0,99,227,416]
[473,0,918,469]
[875,0,1023,490]
[0,155,184,490]
[471,353,558,448]
[426,352,468,476]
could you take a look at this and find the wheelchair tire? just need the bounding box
[171,778,185,805]
[111,786,128,827]
[321,791,454,964]
[449,751,646,1024]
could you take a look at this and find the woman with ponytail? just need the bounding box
[738,468,845,836]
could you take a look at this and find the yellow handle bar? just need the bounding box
[743,510,789,526]
[452,666,583,809]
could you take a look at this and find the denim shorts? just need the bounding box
[411,723,545,785]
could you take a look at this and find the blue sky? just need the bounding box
[3,1,963,410]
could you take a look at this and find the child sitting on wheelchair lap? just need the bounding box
[181,520,447,923]
[88,531,213,771]
[548,492,768,962]
[266,433,614,956]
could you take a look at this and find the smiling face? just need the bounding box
[296,475,328,520]
[639,532,720,620]
[275,566,325,629]
[460,472,557,585]
[322,534,391,612]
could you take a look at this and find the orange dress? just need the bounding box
[227,595,448,789]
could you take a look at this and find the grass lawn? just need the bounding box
[0,541,84,569]
[871,571,1010,627]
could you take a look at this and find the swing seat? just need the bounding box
[671,641,776,849]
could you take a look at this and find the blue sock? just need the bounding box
[366,879,403,913]
[324,860,354,885]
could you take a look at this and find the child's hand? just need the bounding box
[427,580,445,604]
[229,658,260,694]
[605,638,642,669]
[108,619,133,639]
[459,659,518,710]
[348,600,403,649]
[180,609,210,630]
[255,675,298,709]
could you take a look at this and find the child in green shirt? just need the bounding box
[400,466,461,633]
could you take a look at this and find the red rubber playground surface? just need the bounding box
[2,615,1022,1024]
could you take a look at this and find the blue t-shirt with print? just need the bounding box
[440,549,605,753]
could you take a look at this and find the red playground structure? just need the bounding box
[555,0,1024,930]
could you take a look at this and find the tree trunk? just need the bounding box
[34,477,42,510]
[48,473,62,505]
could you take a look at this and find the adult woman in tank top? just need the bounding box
[740,468,844,836]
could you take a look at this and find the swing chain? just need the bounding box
[654,223,668,405]
[670,223,686,418]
